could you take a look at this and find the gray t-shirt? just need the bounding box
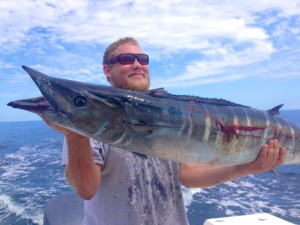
[62,139,189,225]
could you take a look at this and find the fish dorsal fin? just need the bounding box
[147,88,168,96]
[147,88,248,108]
[132,152,148,160]
[268,104,284,116]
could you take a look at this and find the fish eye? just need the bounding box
[74,95,87,107]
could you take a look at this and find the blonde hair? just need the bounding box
[102,37,140,65]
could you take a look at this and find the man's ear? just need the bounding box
[103,64,111,82]
[103,64,110,75]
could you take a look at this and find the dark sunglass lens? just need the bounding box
[119,54,135,64]
[137,55,149,65]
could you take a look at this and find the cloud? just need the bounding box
[2,0,298,48]
[1,0,300,88]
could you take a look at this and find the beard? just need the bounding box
[110,76,150,92]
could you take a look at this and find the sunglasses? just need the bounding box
[107,53,149,65]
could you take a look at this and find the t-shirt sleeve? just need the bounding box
[61,137,109,166]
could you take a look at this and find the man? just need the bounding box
[45,37,286,225]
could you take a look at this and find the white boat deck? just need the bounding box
[204,213,296,225]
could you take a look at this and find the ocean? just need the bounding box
[0,116,299,225]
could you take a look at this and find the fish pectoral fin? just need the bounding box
[271,169,279,176]
[130,122,177,133]
[129,124,158,134]
[132,152,148,160]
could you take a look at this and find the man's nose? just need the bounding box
[132,58,142,68]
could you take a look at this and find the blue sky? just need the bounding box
[1,0,300,122]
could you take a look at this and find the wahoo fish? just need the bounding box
[7,66,300,165]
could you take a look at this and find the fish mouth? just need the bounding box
[7,96,55,114]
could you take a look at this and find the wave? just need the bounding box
[0,194,43,225]
[183,171,300,225]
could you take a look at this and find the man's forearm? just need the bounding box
[65,134,101,200]
[179,164,247,188]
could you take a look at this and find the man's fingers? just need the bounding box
[265,139,286,168]
[272,140,280,163]
[266,140,275,161]
[277,147,286,165]
[259,144,268,162]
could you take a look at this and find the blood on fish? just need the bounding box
[216,120,266,142]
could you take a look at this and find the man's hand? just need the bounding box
[237,139,286,175]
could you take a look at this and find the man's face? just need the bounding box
[104,43,150,92]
